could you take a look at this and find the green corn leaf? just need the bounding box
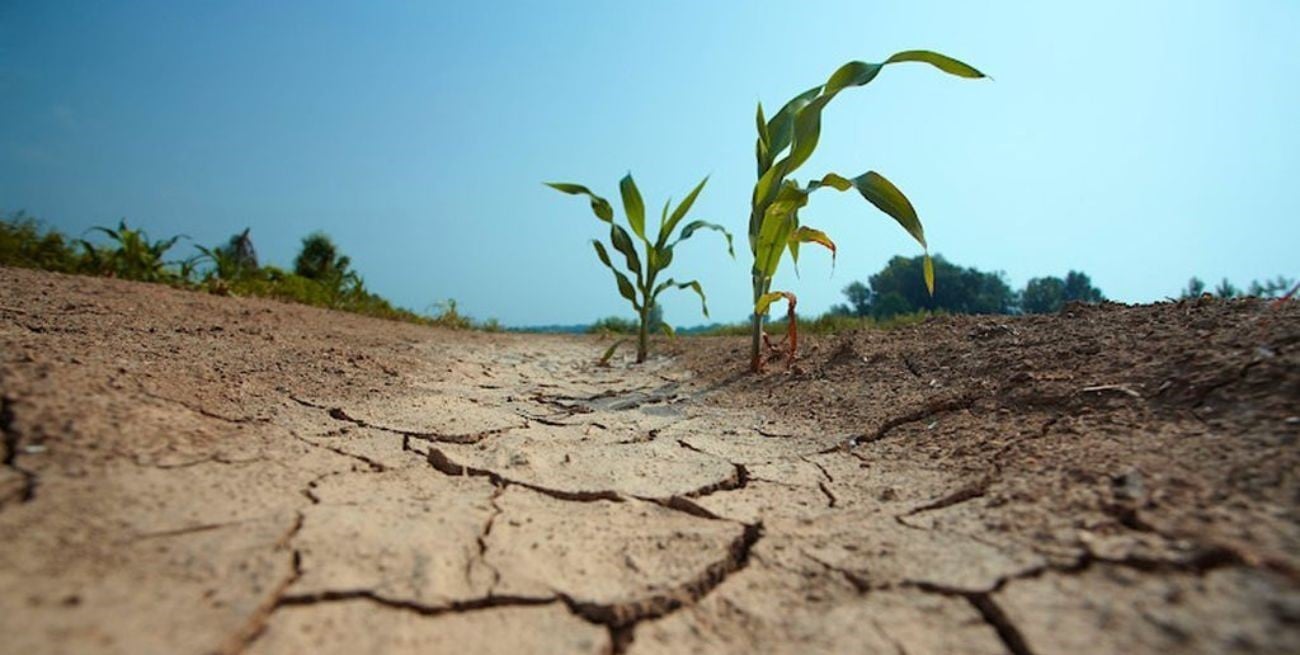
[598,339,627,366]
[608,224,643,281]
[660,322,676,339]
[852,171,926,248]
[884,50,987,79]
[824,61,885,94]
[619,173,647,241]
[754,195,802,278]
[592,240,640,309]
[659,176,709,247]
[765,86,822,161]
[674,220,734,258]
[790,226,837,271]
[923,253,936,295]
[781,93,835,175]
[809,172,853,192]
[754,290,793,316]
[657,244,674,271]
[546,182,614,223]
[652,278,710,318]
[751,163,787,230]
[755,102,770,153]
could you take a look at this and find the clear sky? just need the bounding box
[3,1,1297,326]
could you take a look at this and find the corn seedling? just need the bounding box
[548,174,733,363]
[747,51,986,371]
[79,219,186,283]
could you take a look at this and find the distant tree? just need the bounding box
[197,227,260,281]
[1063,271,1105,303]
[646,302,664,333]
[1214,278,1240,298]
[1246,276,1294,298]
[1020,276,1066,314]
[294,232,359,292]
[224,227,258,272]
[836,255,1016,320]
[1181,276,1207,299]
[1020,270,1105,314]
[589,305,662,335]
[827,303,854,317]
[841,281,872,317]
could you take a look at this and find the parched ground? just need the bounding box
[1,266,1297,655]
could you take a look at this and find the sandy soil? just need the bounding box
[1,266,1297,654]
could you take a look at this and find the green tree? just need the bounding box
[845,255,1015,319]
[1020,271,1105,314]
[1247,276,1295,298]
[1214,278,1240,298]
[1020,276,1066,314]
[1181,276,1207,298]
[1063,271,1105,303]
[197,228,260,282]
[841,281,872,317]
[294,232,358,291]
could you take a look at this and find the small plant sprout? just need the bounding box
[548,174,734,363]
[747,51,987,372]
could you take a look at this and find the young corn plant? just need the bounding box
[548,174,733,363]
[79,219,186,283]
[748,51,986,372]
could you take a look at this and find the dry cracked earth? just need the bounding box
[1,266,1298,654]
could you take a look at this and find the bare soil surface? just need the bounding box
[2,266,1297,654]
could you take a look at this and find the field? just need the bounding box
[2,266,1297,654]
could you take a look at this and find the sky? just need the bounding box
[2,1,1298,326]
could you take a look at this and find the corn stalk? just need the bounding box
[548,174,733,363]
[748,51,986,372]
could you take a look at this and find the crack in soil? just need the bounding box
[560,522,765,654]
[856,394,979,447]
[424,446,622,503]
[424,442,750,518]
[290,432,388,473]
[138,388,260,424]
[817,481,838,508]
[243,515,763,655]
[1,395,37,504]
[899,479,989,518]
[221,512,305,655]
[911,581,1037,655]
[471,483,506,594]
[276,588,557,616]
[291,396,514,446]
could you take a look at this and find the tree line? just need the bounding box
[829,255,1293,320]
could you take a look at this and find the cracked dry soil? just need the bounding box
[1,266,1298,655]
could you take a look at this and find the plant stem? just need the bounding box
[749,273,766,372]
[637,305,649,363]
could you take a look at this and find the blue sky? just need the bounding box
[3,1,1297,326]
